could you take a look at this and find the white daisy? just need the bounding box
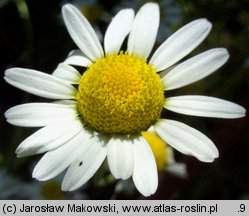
[4,2,246,197]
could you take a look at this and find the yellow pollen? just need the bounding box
[77,52,165,134]
[142,131,168,171]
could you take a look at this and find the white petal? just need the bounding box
[165,146,175,164]
[104,9,134,54]
[62,134,108,191]
[166,162,188,178]
[5,102,77,127]
[150,19,212,71]
[107,136,134,180]
[67,49,83,56]
[16,118,83,157]
[165,95,246,119]
[32,130,90,181]
[132,136,158,196]
[52,63,81,84]
[52,100,76,105]
[154,119,219,162]
[162,48,229,90]
[64,55,92,67]
[62,4,104,61]
[128,3,159,58]
[4,68,76,99]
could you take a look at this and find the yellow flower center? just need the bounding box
[77,52,165,134]
[142,131,168,171]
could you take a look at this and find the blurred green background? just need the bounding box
[0,0,248,199]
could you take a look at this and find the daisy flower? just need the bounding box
[4,2,246,197]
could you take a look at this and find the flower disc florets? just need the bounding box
[77,52,164,134]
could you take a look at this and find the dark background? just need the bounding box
[0,0,248,199]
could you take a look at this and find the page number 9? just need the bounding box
[239,204,245,212]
